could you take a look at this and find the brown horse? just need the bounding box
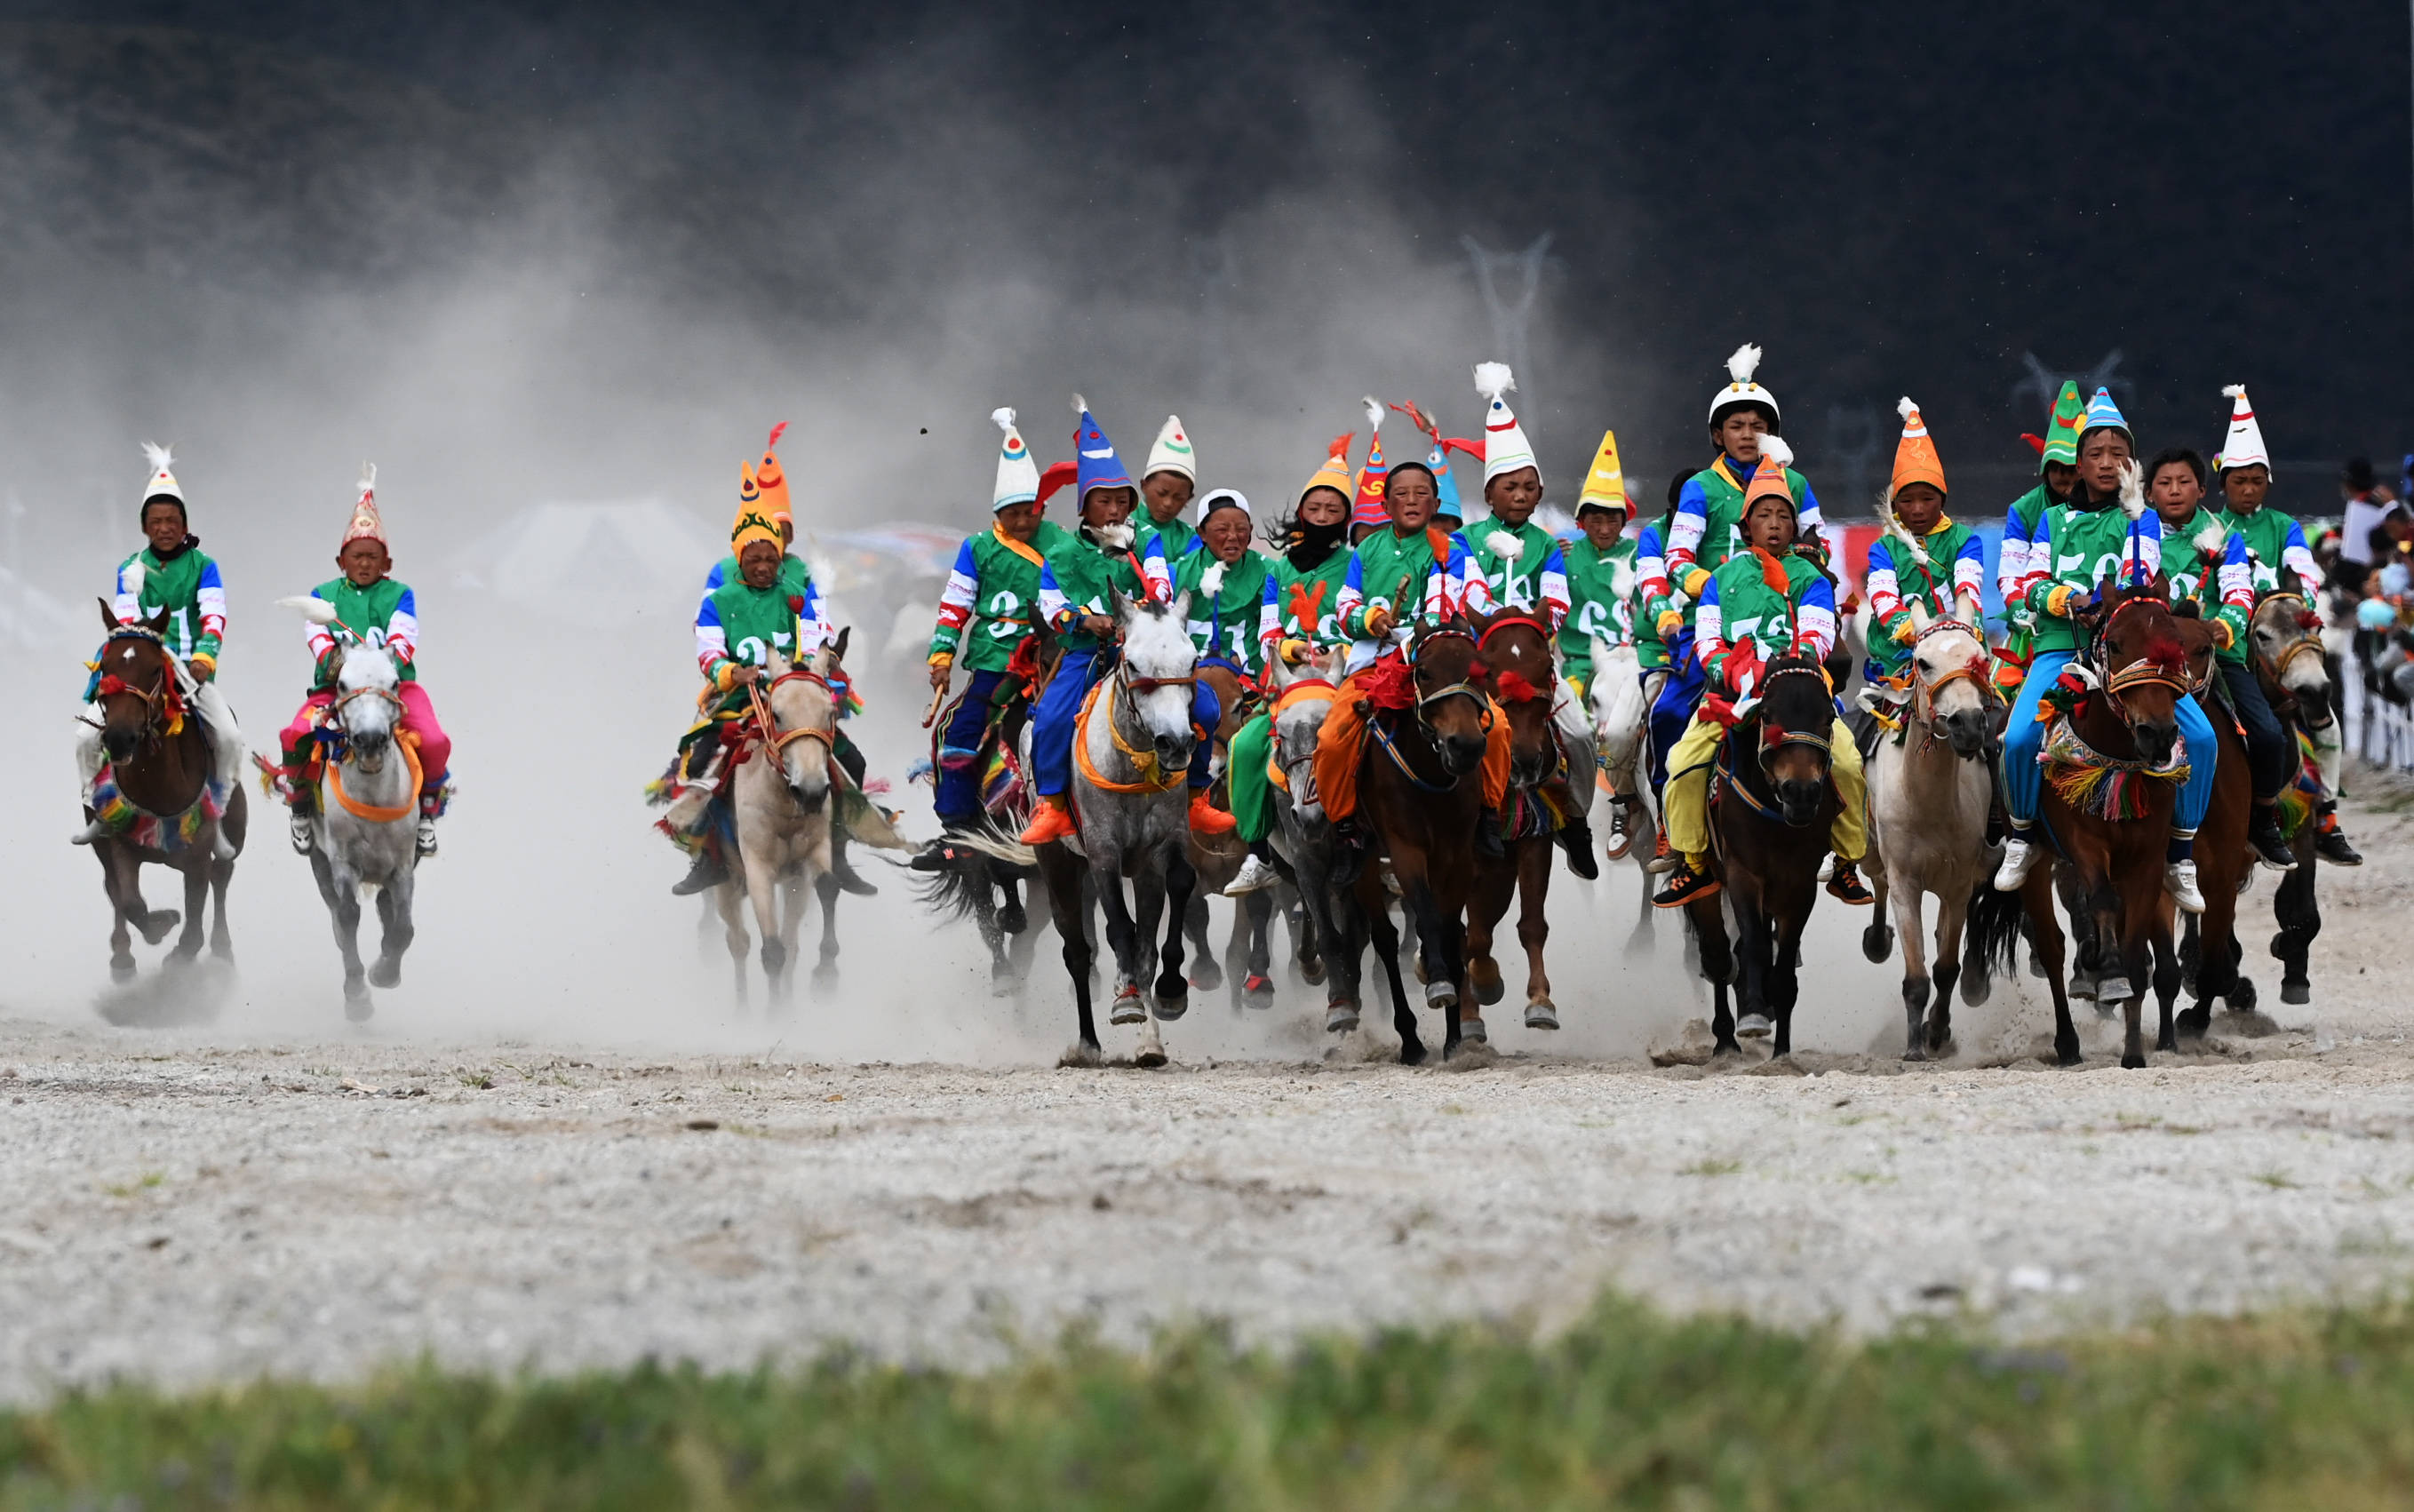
[1464,608,1562,1030]
[2017,576,2191,1069]
[1686,652,1839,1057]
[1182,657,1279,1006]
[83,603,247,982]
[1328,621,1490,1061]
[2155,609,2248,1048]
[2246,584,2330,1005]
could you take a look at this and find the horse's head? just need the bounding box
[331,640,404,770]
[1587,636,1646,770]
[1751,653,1836,827]
[1902,603,1992,760]
[2087,573,2190,764]
[1408,619,1490,776]
[1267,644,1343,826]
[2251,580,2332,728]
[1470,607,1556,787]
[765,628,846,806]
[92,600,178,764]
[1116,589,1200,776]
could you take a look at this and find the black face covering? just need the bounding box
[1284,517,1347,570]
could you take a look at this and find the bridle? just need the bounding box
[1408,627,1495,733]
[2090,594,2192,723]
[90,627,183,749]
[2256,591,2330,686]
[1749,662,1835,769]
[1905,617,1996,752]
[748,664,838,763]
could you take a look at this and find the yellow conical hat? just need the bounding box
[1298,431,1355,507]
[1575,429,1629,513]
[730,462,781,554]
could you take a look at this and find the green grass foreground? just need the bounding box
[4,1296,2413,1510]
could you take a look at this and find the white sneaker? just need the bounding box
[1222,854,1279,896]
[289,811,315,855]
[416,818,439,859]
[2164,858,2205,915]
[1992,835,2038,893]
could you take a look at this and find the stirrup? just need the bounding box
[415,818,438,859]
[291,811,317,855]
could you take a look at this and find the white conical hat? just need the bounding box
[139,442,183,506]
[1706,343,1781,427]
[2214,385,2270,473]
[1143,415,1198,483]
[1472,362,1541,486]
[990,407,1040,511]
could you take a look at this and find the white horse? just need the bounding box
[1587,635,1656,947]
[713,635,848,1005]
[277,598,420,1022]
[1263,644,1350,1027]
[1860,604,2020,1059]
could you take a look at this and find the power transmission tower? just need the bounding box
[1462,233,1553,404]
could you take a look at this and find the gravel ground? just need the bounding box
[4,793,2412,1401]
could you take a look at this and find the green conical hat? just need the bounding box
[2039,381,2084,469]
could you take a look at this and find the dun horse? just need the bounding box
[713,635,851,1005]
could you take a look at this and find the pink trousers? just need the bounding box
[282,681,451,794]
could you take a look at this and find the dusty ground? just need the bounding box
[3,793,2412,1401]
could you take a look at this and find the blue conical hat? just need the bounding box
[1070,394,1134,506]
[2081,386,2131,440]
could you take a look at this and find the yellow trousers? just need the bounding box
[1662,711,1864,862]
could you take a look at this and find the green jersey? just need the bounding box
[930,520,1070,672]
[1559,537,1637,684]
[111,545,227,661]
[1173,549,1273,673]
[305,577,420,687]
[1038,530,1149,655]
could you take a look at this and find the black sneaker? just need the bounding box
[1826,860,1874,905]
[2315,827,2364,866]
[1556,817,1599,879]
[829,834,880,896]
[1652,860,1720,909]
[670,848,729,896]
[1331,819,1369,888]
[907,836,960,873]
[2247,808,2298,871]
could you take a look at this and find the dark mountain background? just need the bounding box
[0,0,2405,563]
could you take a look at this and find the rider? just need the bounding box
[1561,429,1644,857]
[657,464,825,895]
[1462,362,1596,877]
[1666,344,1830,587]
[2213,384,2362,865]
[1652,439,1866,908]
[1992,389,2219,913]
[273,466,455,858]
[1314,457,1511,882]
[74,445,248,851]
[1996,382,2086,683]
[1166,489,1270,672]
[1135,416,1200,563]
[909,407,1071,871]
[2143,446,2297,870]
[1863,398,1986,690]
[1634,471,1695,871]
[1017,398,1232,846]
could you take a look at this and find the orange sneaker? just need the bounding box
[1188,791,1238,835]
[1019,800,1078,846]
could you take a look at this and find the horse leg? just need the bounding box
[1465,855,1510,1009]
[368,869,416,990]
[314,851,370,1019]
[812,871,842,983]
[208,852,235,962]
[997,871,1028,936]
[780,871,812,1001]
[1240,889,1275,1007]
[1731,893,1775,1046]
[2152,919,2184,1054]
[97,844,136,983]
[1771,919,1805,1058]
[1927,889,1964,1059]
[2273,841,2318,1006]
[1093,867,1145,1028]
[1517,839,1555,1030]
[1183,892,1222,993]
[1034,851,1101,1064]
[1895,882,1932,1062]
[167,859,208,964]
[741,855,787,1001]
[714,881,751,1006]
[1688,898,1740,1056]
[1361,874,1423,1064]
[1152,851,1194,1020]
[1863,860,1896,963]
[2020,869,2080,1065]
[110,846,179,950]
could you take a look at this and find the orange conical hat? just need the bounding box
[1889,397,1947,498]
[1744,434,1797,512]
[340,463,385,548]
[731,461,781,554]
[753,423,793,526]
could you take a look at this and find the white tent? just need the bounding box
[449,498,726,620]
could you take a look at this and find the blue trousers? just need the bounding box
[1647,627,1706,794]
[934,667,1008,824]
[2002,649,2217,835]
[1032,646,1221,798]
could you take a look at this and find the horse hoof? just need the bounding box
[1398,1037,1427,1066]
[1241,975,1275,1007]
[1523,999,1559,1031]
[343,984,373,1023]
[1134,1046,1168,1069]
[1860,925,1893,964]
[2095,976,2133,1006]
[1459,1015,1487,1044]
[1475,974,1505,1008]
[1057,1040,1103,1068]
[2122,1051,2147,1070]
[1735,1012,1773,1039]
[1151,993,1188,1023]
[1422,980,1457,1010]
[2054,1042,2083,1067]
[367,959,401,990]
[1960,973,1991,1007]
[135,911,181,945]
[2281,982,2311,1007]
[1297,957,1327,986]
[1324,1004,1360,1034]
[998,903,1027,935]
[1902,1046,1928,1063]
[1109,991,1148,1027]
[109,959,136,984]
[1189,959,1223,993]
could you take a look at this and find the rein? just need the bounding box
[2091,596,2192,721]
[1077,664,1192,795]
[1906,619,1997,752]
[90,628,186,746]
[747,666,838,761]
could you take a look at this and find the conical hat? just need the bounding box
[990,407,1040,510]
[730,462,781,555]
[1143,415,1198,483]
[2040,381,2084,468]
[753,423,793,526]
[2214,385,2270,473]
[1744,435,1797,513]
[139,442,183,507]
[2081,387,2131,442]
[1350,398,1390,519]
[341,463,386,548]
[1299,432,1356,510]
[1575,429,1629,513]
[1070,394,1135,506]
[1889,398,1947,498]
[1473,362,1541,485]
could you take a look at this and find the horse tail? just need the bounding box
[1963,875,2025,978]
[912,858,988,924]
[944,825,1040,871]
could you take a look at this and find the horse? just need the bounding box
[2156,608,2251,1047]
[1260,646,1348,1025]
[1464,609,1572,1031]
[712,634,849,1005]
[2013,575,2193,1069]
[1182,657,1277,1007]
[972,592,1202,1065]
[2247,584,2330,1005]
[1860,606,2021,1059]
[81,603,246,982]
[278,599,422,1020]
[912,639,1056,991]
[1685,651,1841,1057]
[1588,636,1659,951]
[1327,620,1491,1061]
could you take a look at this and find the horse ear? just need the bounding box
[1589,633,1613,671]
[830,625,850,664]
[1109,585,1133,623]
[2278,567,2303,597]
[145,605,171,635]
[97,597,119,636]
[1167,589,1191,625]
[2149,571,2170,601]
[1907,600,1932,635]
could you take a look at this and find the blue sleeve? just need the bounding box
[394,586,417,616]
[1955,534,1985,569]
[1796,476,1824,529]
[1543,544,1567,575]
[1700,576,1720,609]
[1342,553,1366,593]
[2286,520,2309,553]
[1676,477,1709,520]
[197,561,224,591]
[1803,575,1837,616]
[697,593,723,631]
[704,559,728,592]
